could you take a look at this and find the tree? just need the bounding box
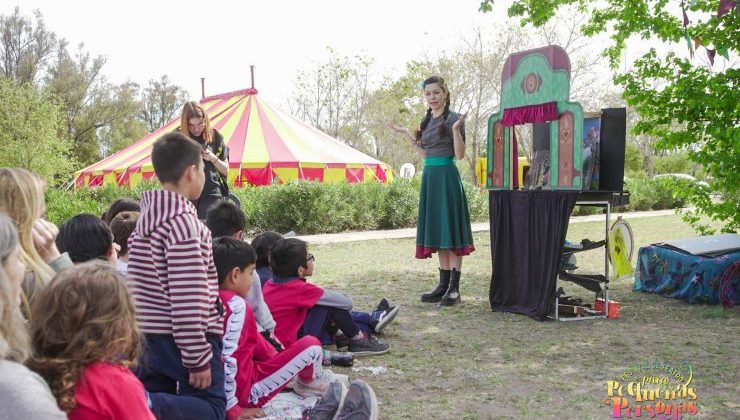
[443,26,524,185]
[45,44,140,166]
[367,26,527,182]
[287,48,375,152]
[140,75,189,132]
[482,0,740,233]
[0,77,74,181]
[624,143,644,175]
[99,82,147,157]
[0,7,58,85]
[363,63,432,170]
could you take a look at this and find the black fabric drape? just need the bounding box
[488,190,578,320]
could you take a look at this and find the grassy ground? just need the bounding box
[307,215,739,419]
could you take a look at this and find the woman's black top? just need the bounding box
[190,129,228,198]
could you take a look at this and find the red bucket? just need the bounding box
[594,298,621,319]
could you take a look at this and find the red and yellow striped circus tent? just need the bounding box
[74,88,393,188]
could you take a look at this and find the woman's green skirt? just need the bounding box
[416,156,475,259]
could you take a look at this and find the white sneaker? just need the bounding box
[294,378,330,398]
[374,305,400,334]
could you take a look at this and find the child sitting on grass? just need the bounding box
[213,237,333,420]
[263,238,391,356]
[109,211,139,275]
[206,202,279,346]
[251,231,283,286]
[28,262,155,419]
[55,214,119,264]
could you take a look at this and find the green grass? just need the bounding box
[308,215,739,419]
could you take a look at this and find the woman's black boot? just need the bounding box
[440,269,461,306]
[421,268,451,302]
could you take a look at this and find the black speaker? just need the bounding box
[598,108,627,192]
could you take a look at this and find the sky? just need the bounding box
[3,0,514,105]
[4,0,726,109]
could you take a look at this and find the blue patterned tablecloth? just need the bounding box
[634,245,740,306]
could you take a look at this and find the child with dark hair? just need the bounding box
[213,237,336,420]
[205,200,245,239]
[28,262,155,419]
[101,199,140,225]
[109,211,139,275]
[207,204,353,368]
[205,202,278,345]
[251,231,283,285]
[55,214,119,264]
[264,238,393,357]
[127,132,226,419]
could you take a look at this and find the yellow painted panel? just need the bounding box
[129,172,143,187]
[274,168,298,183]
[324,168,345,183]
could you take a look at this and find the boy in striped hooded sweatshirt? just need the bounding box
[127,132,225,420]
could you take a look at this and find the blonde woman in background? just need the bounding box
[178,101,230,219]
[0,213,66,418]
[0,168,73,317]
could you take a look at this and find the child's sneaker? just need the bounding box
[294,377,330,398]
[336,380,378,420]
[307,381,348,420]
[374,298,391,312]
[335,333,350,351]
[348,332,389,356]
[372,305,399,335]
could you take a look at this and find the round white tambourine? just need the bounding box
[608,216,635,263]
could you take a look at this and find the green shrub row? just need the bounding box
[571,176,689,216]
[43,175,689,234]
[45,178,490,235]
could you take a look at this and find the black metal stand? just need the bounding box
[552,191,629,321]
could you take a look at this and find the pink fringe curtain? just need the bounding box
[502,102,558,127]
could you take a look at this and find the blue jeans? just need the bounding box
[302,306,384,344]
[351,310,384,333]
[136,334,226,420]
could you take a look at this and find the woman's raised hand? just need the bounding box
[452,113,468,131]
[387,123,409,135]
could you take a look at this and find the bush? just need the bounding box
[624,144,644,174]
[653,153,692,175]
[45,181,153,225]
[623,177,688,212]
[379,178,419,229]
[45,178,490,235]
[571,205,603,216]
[464,181,489,222]
[46,176,699,234]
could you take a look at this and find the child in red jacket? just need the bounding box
[263,239,390,356]
[213,237,331,420]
